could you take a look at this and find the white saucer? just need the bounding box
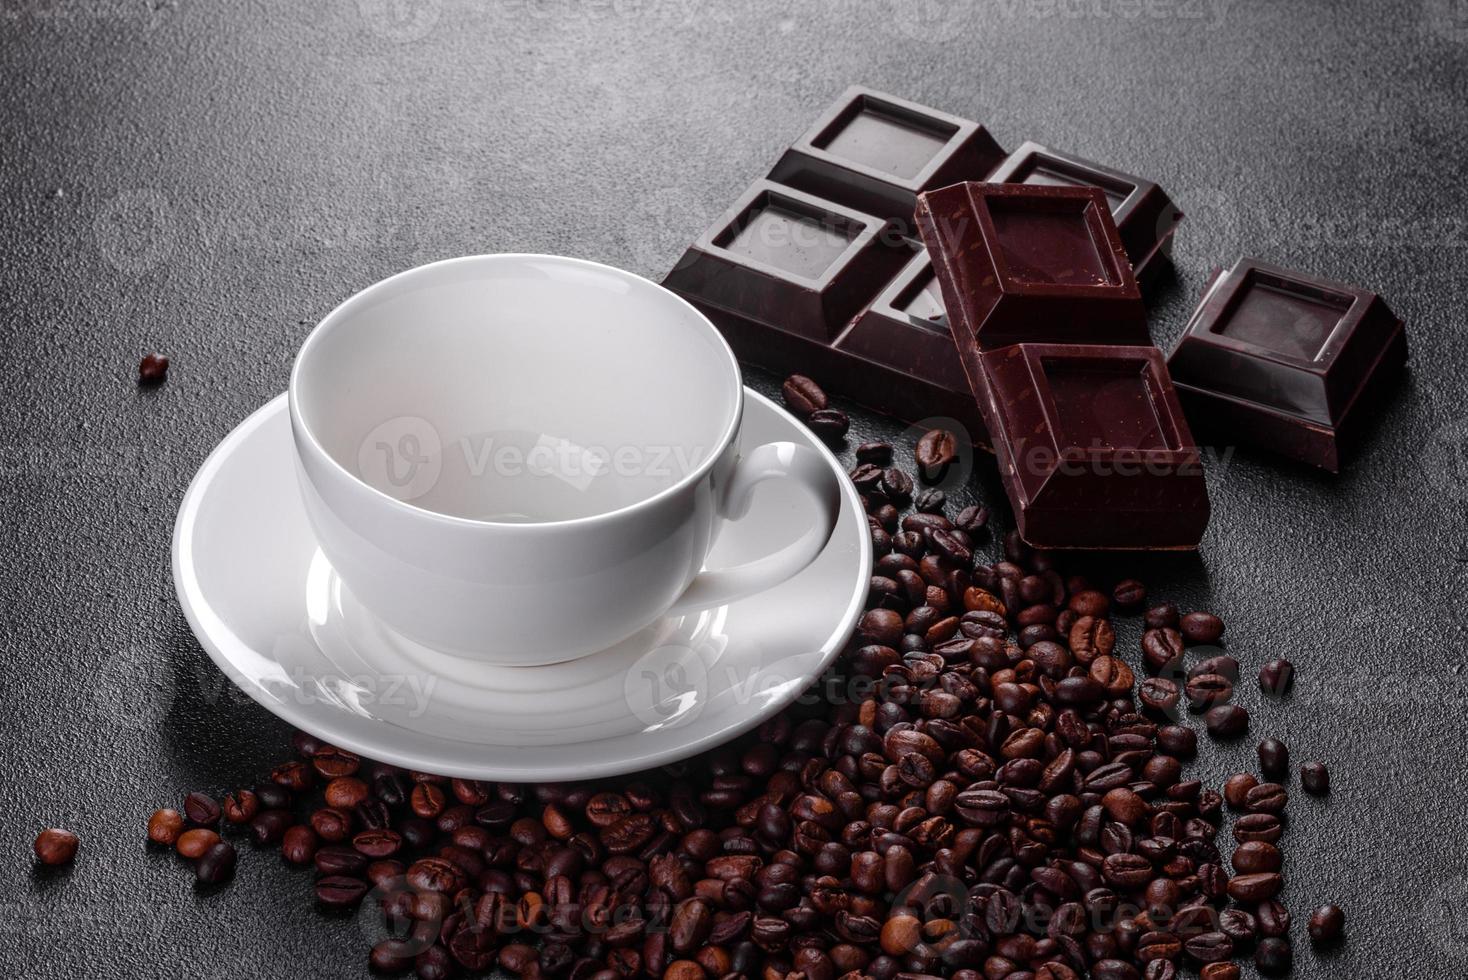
[172,389,870,780]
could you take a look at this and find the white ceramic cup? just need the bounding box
[289,254,842,666]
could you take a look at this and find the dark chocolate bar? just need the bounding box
[664,88,1011,442]
[915,182,1151,351]
[985,140,1183,287]
[975,344,1209,549]
[769,85,1006,232]
[1166,257,1407,472]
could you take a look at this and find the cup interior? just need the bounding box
[293,256,741,524]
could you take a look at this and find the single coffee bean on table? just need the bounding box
[1259,657,1296,695]
[913,427,958,481]
[147,808,184,846]
[33,828,78,866]
[1308,904,1345,943]
[1180,610,1225,644]
[195,841,237,884]
[1205,703,1250,739]
[1257,738,1289,779]
[138,352,169,384]
[1301,760,1331,795]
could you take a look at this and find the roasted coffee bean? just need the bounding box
[248,809,291,846]
[1201,964,1240,980]
[195,841,237,884]
[1141,628,1184,673]
[34,828,78,866]
[1110,579,1146,608]
[253,781,292,811]
[1301,761,1331,795]
[148,808,184,846]
[1069,616,1116,664]
[1308,904,1344,943]
[221,790,259,824]
[1227,873,1284,902]
[955,505,988,532]
[1218,908,1258,945]
[1184,673,1233,711]
[913,487,946,513]
[138,352,169,384]
[176,828,220,860]
[316,874,370,907]
[781,375,826,417]
[370,939,416,973]
[1204,704,1249,739]
[1145,603,1179,629]
[1232,841,1282,874]
[879,466,913,500]
[1254,937,1293,975]
[1223,773,1258,809]
[1156,725,1196,759]
[353,828,403,858]
[1183,931,1234,964]
[856,441,893,464]
[407,857,466,894]
[1138,677,1180,715]
[1257,899,1291,938]
[1233,813,1284,845]
[280,826,318,864]
[314,844,368,876]
[270,761,313,792]
[1244,782,1288,814]
[914,428,958,480]
[1257,738,1289,779]
[1179,611,1224,644]
[1258,658,1295,696]
[806,408,849,441]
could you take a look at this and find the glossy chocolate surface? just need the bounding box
[769,85,1006,233]
[986,141,1184,287]
[915,182,1150,351]
[1167,257,1407,472]
[978,344,1210,549]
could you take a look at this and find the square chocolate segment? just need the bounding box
[836,249,971,394]
[1167,257,1407,472]
[915,182,1150,351]
[663,179,906,342]
[770,86,1006,234]
[987,141,1184,287]
[979,344,1209,549]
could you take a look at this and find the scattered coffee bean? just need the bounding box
[1258,900,1292,937]
[806,408,849,442]
[1112,579,1146,608]
[221,790,259,824]
[1301,760,1331,795]
[1257,738,1289,779]
[195,841,237,884]
[913,487,946,513]
[854,441,892,463]
[1308,904,1345,943]
[1185,672,1234,711]
[148,808,185,846]
[1224,773,1259,809]
[138,352,169,384]
[1233,841,1283,874]
[1259,658,1295,696]
[34,828,78,866]
[1202,964,1241,980]
[1205,704,1249,739]
[316,874,370,908]
[914,428,958,480]
[1255,937,1293,976]
[780,374,826,417]
[184,792,222,827]
[1180,610,1225,644]
[1145,602,1180,629]
[175,828,220,859]
[280,825,318,864]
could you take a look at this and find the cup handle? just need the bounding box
[666,441,843,615]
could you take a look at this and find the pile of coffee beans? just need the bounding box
[145,375,1344,976]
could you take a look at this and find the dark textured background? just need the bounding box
[2,1,1465,977]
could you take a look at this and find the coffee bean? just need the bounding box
[34,828,78,866]
[314,844,368,876]
[181,791,221,828]
[879,466,913,500]
[1069,615,1116,664]
[1254,937,1292,976]
[176,828,220,859]
[1223,773,1258,809]
[1201,964,1240,980]
[138,352,169,384]
[1145,603,1180,629]
[280,825,318,864]
[249,809,291,846]
[195,841,237,884]
[1138,677,1180,716]
[1308,904,1344,943]
[807,408,849,442]
[1244,782,1288,814]
[1227,873,1284,902]
[316,875,370,907]
[370,939,416,973]
[954,505,988,532]
[914,428,958,480]
[221,790,259,824]
[1180,611,1224,644]
[855,441,892,464]
[913,487,946,513]
[148,808,184,846]
[1156,725,1196,759]
[1258,658,1295,696]
[1234,813,1284,845]
[1301,761,1330,795]
[1112,579,1146,607]
[1218,908,1258,945]
[1204,704,1249,739]
[1183,931,1234,963]
[1257,738,1289,779]
[1184,673,1233,711]
[1141,628,1185,672]
[1232,841,1282,874]
[781,375,826,417]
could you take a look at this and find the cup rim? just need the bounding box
[288,253,745,531]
